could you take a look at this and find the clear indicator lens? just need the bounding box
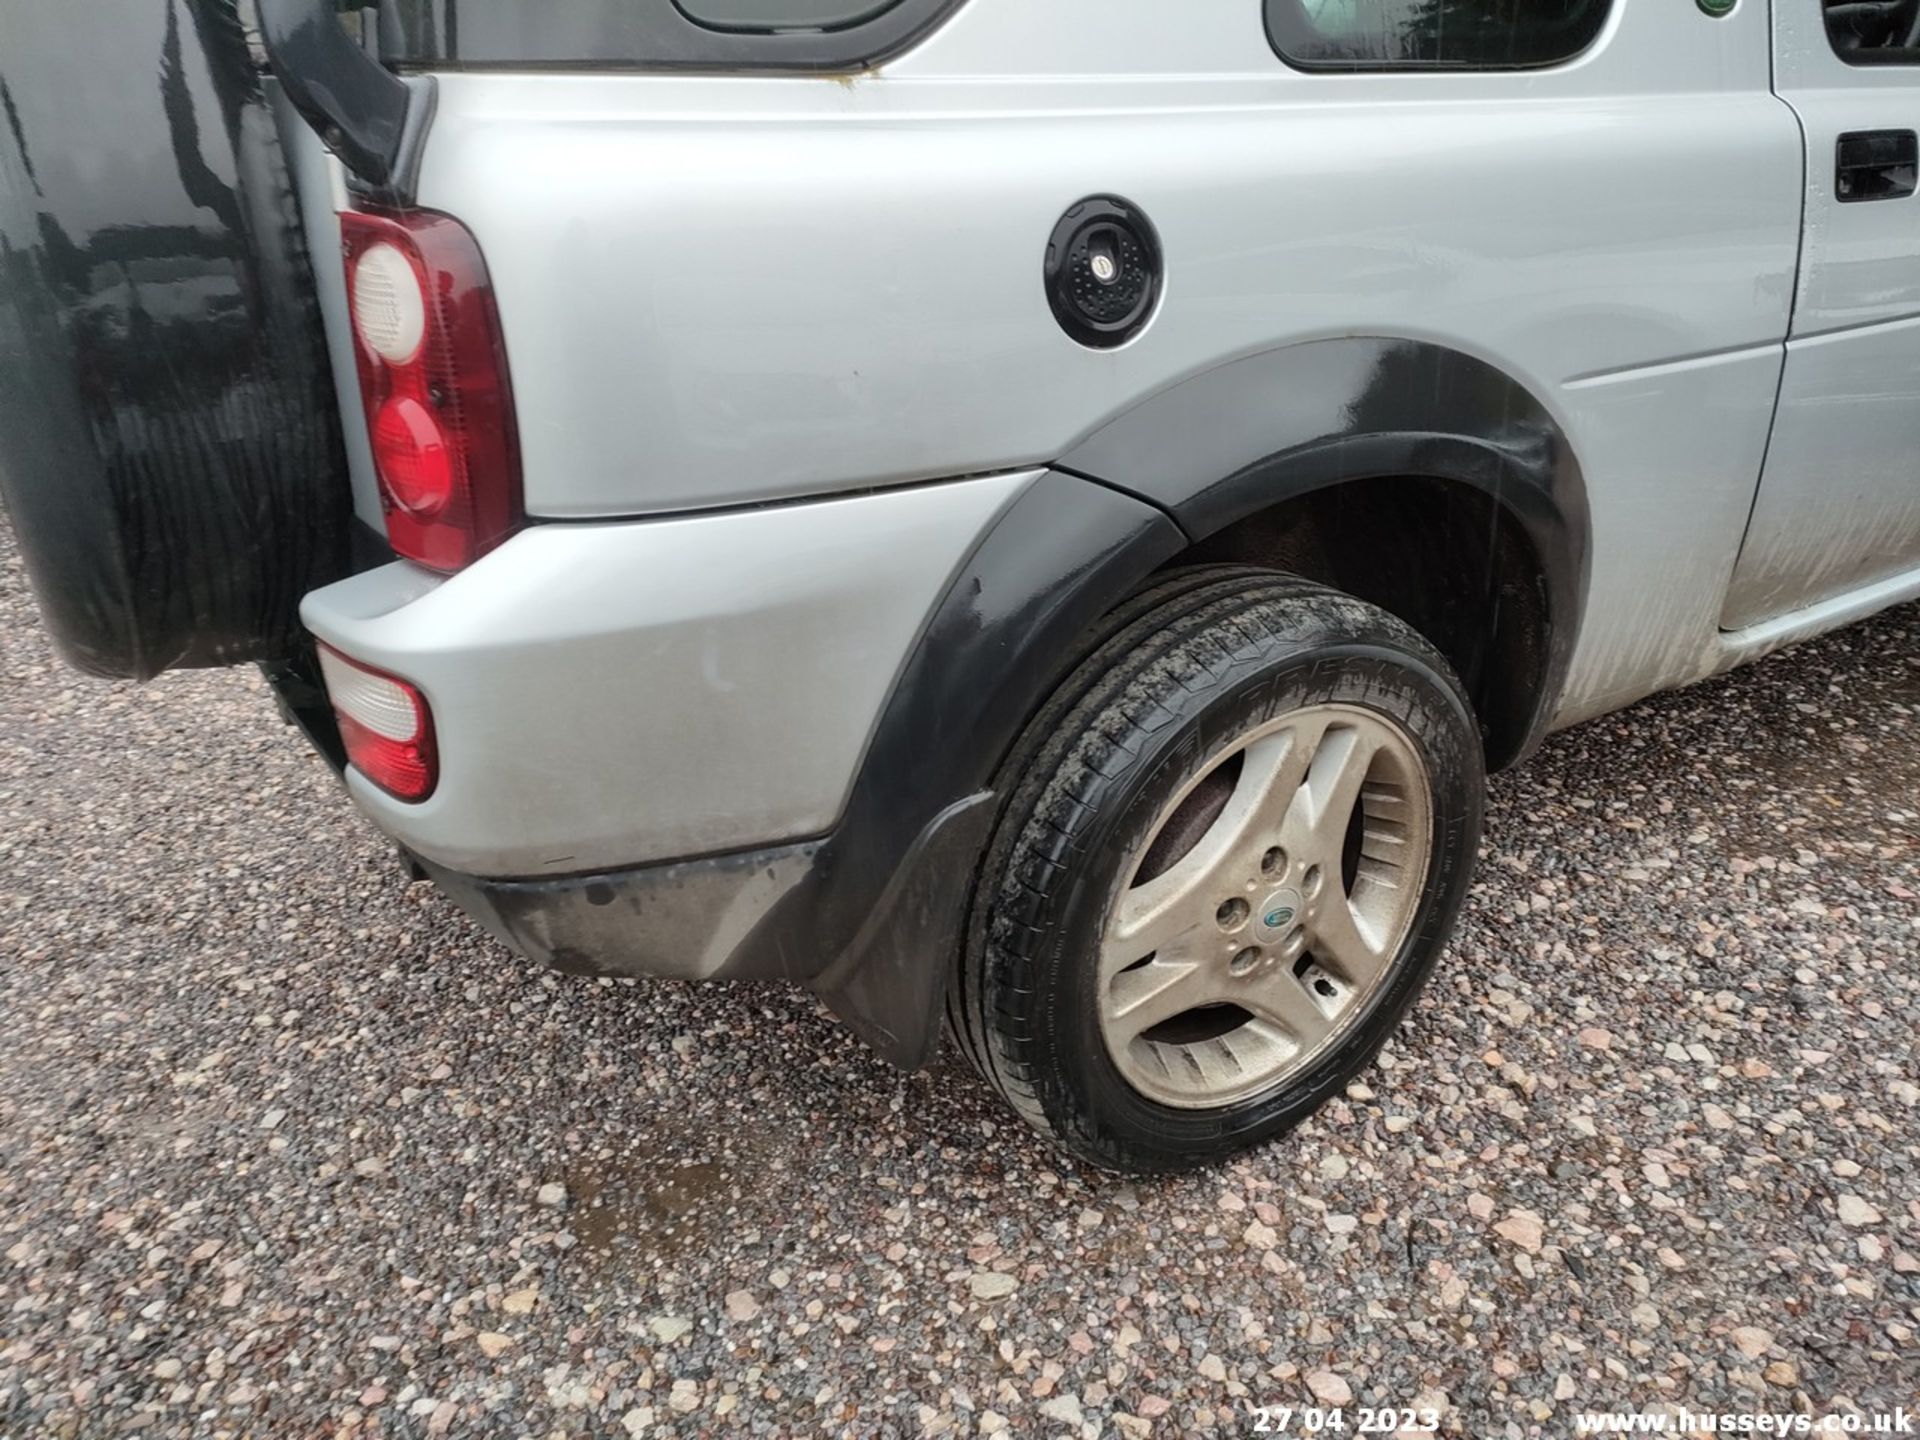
[352,242,427,365]
[317,646,423,743]
[316,644,437,802]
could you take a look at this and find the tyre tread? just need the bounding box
[956,569,1471,1170]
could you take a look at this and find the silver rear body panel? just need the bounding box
[285,0,1920,886]
[406,0,1802,730]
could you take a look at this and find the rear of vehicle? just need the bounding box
[5,0,1833,1170]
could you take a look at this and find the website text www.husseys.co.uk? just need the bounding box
[1573,1409,1913,1435]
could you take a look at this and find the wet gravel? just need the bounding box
[2,520,1917,1438]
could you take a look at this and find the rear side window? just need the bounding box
[1265,0,1611,71]
[676,0,901,29]
[378,0,957,67]
[1824,0,1920,64]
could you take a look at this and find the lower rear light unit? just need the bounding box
[340,208,521,573]
[316,644,438,803]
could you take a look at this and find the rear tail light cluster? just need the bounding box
[340,208,521,572]
[317,645,438,802]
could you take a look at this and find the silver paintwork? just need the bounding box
[299,0,1920,888]
[1099,705,1431,1109]
[299,471,1032,875]
[1724,319,1920,628]
[410,0,1905,729]
[1722,6,1920,628]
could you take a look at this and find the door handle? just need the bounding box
[1836,129,1918,202]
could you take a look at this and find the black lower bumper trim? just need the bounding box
[417,839,824,984]
[416,789,994,1070]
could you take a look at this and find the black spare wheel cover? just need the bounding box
[0,0,349,679]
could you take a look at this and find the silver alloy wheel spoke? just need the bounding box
[1295,723,1381,847]
[1237,970,1336,1050]
[1106,850,1221,963]
[1207,724,1326,866]
[1097,702,1433,1110]
[1106,958,1214,1042]
[1104,725,1319,964]
[1305,889,1389,986]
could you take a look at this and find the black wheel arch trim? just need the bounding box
[1058,335,1590,764]
[812,339,1586,1064]
[774,470,1188,1066]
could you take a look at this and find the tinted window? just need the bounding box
[1265,0,1610,70]
[378,0,958,66]
[676,0,900,30]
[1824,0,1920,64]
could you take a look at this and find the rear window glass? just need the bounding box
[1823,0,1920,64]
[1265,0,1611,70]
[676,0,900,28]
[377,0,955,66]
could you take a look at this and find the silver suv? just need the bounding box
[3,0,1917,1172]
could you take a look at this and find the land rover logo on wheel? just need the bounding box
[1254,891,1303,942]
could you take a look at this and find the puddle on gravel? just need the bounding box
[556,1136,787,1267]
[564,1151,738,1260]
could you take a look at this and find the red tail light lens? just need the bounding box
[371,396,454,518]
[316,645,438,802]
[341,209,520,572]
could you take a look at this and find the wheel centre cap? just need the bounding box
[1254,889,1303,943]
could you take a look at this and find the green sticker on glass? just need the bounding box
[1698,0,1736,15]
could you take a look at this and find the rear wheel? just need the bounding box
[954,571,1484,1172]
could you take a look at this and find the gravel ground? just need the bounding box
[2,518,1917,1440]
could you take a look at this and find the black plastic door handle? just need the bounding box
[1837,129,1918,202]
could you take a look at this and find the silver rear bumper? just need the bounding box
[298,471,1032,877]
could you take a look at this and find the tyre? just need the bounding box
[954,570,1484,1172]
[0,0,349,679]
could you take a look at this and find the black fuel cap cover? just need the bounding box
[1045,196,1162,349]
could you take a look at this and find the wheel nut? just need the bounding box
[1216,897,1249,930]
[1260,846,1286,876]
[1303,864,1323,897]
[1229,946,1261,977]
